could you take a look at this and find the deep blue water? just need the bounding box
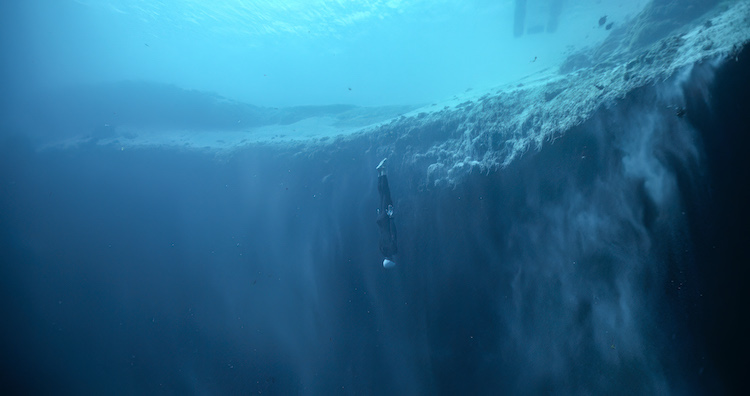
[1,50,749,394]
[2,1,750,395]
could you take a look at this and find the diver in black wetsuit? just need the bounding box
[376,158,398,268]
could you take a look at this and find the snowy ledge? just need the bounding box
[48,1,750,187]
[337,0,750,186]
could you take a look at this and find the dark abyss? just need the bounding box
[1,46,749,395]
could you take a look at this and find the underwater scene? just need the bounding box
[1,0,749,394]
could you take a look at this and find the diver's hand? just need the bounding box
[383,258,396,269]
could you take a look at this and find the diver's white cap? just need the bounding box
[383,258,396,269]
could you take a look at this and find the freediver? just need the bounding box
[376,158,398,268]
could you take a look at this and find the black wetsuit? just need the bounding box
[377,174,398,258]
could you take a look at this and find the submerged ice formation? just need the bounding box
[41,1,750,188]
[347,0,750,186]
[5,2,749,394]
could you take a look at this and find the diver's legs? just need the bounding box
[376,157,387,176]
[378,175,393,212]
[375,158,397,268]
[377,157,392,208]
